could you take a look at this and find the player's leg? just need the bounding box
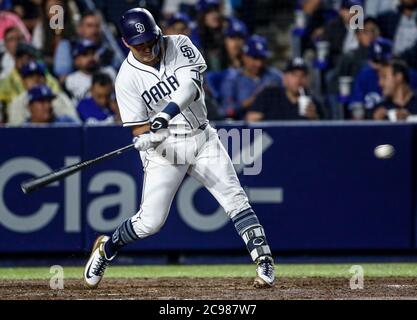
[188,127,275,288]
[84,151,189,288]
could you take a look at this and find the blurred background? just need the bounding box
[0,0,417,266]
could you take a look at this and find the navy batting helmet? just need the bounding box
[119,8,161,46]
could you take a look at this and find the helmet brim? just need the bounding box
[126,31,160,46]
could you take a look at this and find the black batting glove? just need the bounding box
[150,112,170,133]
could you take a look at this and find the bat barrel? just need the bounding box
[20,143,135,194]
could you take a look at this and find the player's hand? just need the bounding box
[133,134,156,151]
[151,112,170,133]
[133,130,170,151]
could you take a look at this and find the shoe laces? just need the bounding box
[257,256,274,278]
[92,256,109,276]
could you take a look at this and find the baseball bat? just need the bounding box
[21,143,135,194]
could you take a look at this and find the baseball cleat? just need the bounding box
[84,235,114,289]
[254,255,275,288]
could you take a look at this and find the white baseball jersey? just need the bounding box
[115,35,208,134]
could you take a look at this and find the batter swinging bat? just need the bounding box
[21,143,135,194]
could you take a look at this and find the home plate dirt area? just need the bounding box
[1,277,417,300]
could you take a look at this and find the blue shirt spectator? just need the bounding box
[220,35,282,119]
[350,38,417,117]
[76,73,117,124]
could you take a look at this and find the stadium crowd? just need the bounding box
[0,0,416,125]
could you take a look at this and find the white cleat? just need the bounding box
[254,255,275,288]
[84,235,114,289]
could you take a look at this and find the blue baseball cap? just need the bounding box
[197,0,220,13]
[225,18,248,38]
[20,61,45,78]
[166,12,191,27]
[72,39,98,58]
[243,35,270,59]
[368,37,393,63]
[28,85,56,104]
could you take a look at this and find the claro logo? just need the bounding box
[0,132,282,234]
[0,157,137,233]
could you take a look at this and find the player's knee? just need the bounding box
[137,214,166,237]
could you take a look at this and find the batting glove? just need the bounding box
[133,134,155,151]
[150,112,170,133]
[133,130,170,151]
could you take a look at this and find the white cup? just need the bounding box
[298,95,311,116]
[339,76,353,97]
[295,10,306,29]
[316,41,329,63]
[387,109,397,122]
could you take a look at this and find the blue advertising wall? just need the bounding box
[0,122,416,253]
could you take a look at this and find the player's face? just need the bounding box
[129,38,159,65]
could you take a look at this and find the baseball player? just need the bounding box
[84,8,275,289]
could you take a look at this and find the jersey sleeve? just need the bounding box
[173,35,207,74]
[115,67,150,127]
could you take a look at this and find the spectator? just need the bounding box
[321,0,363,67]
[11,0,42,38]
[8,61,77,125]
[247,57,321,121]
[223,17,248,69]
[400,41,417,70]
[0,7,31,42]
[350,37,417,118]
[65,40,116,103]
[296,0,338,55]
[373,60,417,121]
[332,17,380,83]
[26,84,79,124]
[0,43,60,111]
[377,0,417,55]
[0,27,24,79]
[220,35,282,119]
[54,10,117,81]
[31,0,76,68]
[191,0,225,71]
[365,0,397,17]
[163,12,192,36]
[77,73,118,124]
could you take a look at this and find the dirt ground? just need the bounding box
[1,277,417,300]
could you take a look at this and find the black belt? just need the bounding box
[172,123,208,137]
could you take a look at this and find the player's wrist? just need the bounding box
[161,102,180,120]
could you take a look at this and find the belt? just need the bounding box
[172,123,208,138]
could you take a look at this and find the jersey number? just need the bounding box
[180,45,196,59]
